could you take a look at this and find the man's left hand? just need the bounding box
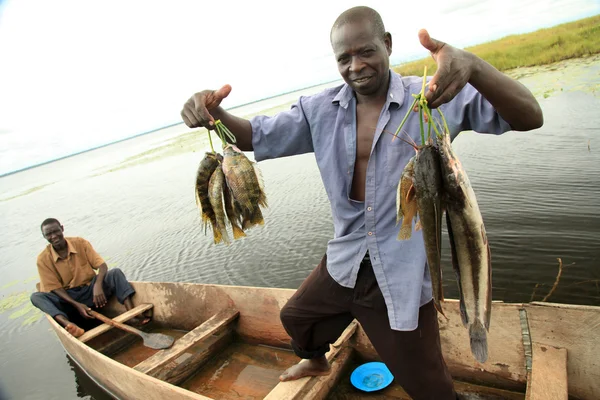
[93,283,107,308]
[418,29,479,109]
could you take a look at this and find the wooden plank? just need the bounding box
[152,328,234,385]
[134,308,239,375]
[297,346,354,400]
[264,320,359,400]
[524,302,600,400]
[79,303,154,343]
[526,343,567,400]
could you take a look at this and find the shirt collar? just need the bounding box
[332,70,405,109]
[50,238,77,262]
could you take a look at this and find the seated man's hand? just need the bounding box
[92,283,107,308]
[74,302,93,319]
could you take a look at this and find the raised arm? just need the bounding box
[181,84,254,151]
[418,29,543,131]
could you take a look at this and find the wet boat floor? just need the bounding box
[101,327,525,400]
[179,341,299,399]
[109,326,189,367]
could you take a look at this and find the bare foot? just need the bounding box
[279,356,330,381]
[65,323,85,337]
[129,316,151,326]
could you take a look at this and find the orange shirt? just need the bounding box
[37,237,105,292]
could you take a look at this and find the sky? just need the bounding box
[0,0,599,175]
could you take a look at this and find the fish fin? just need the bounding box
[485,237,492,330]
[459,183,473,208]
[434,201,442,259]
[446,213,468,327]
[405,184,416,204]
[434,300,449,320]
[396,184,403,225]
[398,223,412,240]
[252,163,269,208]
[469,320,488,363]
[415,219,422,231]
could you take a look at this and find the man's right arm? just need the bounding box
[181,84,254,151]
[52,288,93,319]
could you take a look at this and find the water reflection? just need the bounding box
[66,355,115,400]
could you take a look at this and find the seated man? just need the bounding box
[30,218,149,337]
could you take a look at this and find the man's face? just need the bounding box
[42,223,66,248]
[331,19,391,97]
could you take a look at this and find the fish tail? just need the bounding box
[250,206,265,226]
[433,299,448,320]
[398,223,412,240]
[231,224,246,240]
[469,320,488,363]
[220,225,231,245]
[212,225,223,244]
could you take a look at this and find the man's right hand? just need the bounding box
[181,84,232,130]
[74,302,93,319]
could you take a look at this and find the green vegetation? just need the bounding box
[0,182,54,202]
[393,15,600,77]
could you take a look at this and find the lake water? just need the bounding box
[0,56,599,399]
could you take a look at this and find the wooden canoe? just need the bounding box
[43,281,600,400]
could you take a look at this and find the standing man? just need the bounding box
[30,218,149,337]
[181,6,542,399]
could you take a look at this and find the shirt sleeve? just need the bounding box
[81,239,105,269]
[250,96,314,162]
[441,83,512,141]
[37,255,63,292]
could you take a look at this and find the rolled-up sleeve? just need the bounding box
[81,239,105,269]
[250,96,314,162]
[442,83,512,140]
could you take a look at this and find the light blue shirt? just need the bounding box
[250,70,511,330]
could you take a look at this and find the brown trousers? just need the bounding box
[280,254,457,400]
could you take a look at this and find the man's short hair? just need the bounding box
[40,218,61,232]
[331,6,386,41]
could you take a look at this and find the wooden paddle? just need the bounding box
[88,310,174,350]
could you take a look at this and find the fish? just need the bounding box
[223,182,246,240]
[396,156,418,240]
[195,152,222,232]
[412,142,446,318]
[438,132,492,363]
[208,166,230,245]
[222,144,267,229]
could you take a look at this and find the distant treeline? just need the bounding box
[393,14,600,76]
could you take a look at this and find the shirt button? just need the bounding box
[368,231,373,236]
[367,207,372,211]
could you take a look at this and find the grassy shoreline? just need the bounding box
[393,14,600,77]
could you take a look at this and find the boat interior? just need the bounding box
[53,282,594,399]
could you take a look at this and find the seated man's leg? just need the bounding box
[101,268,150,324]
[30,292,85,337]
[278,254,354,381]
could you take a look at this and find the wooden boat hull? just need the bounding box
[44,281,600,400]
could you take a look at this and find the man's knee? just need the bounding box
[280,301,302,332]
[106,267,126,278]
[30,292,46,307]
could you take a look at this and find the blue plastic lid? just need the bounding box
[350,361,394,392]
